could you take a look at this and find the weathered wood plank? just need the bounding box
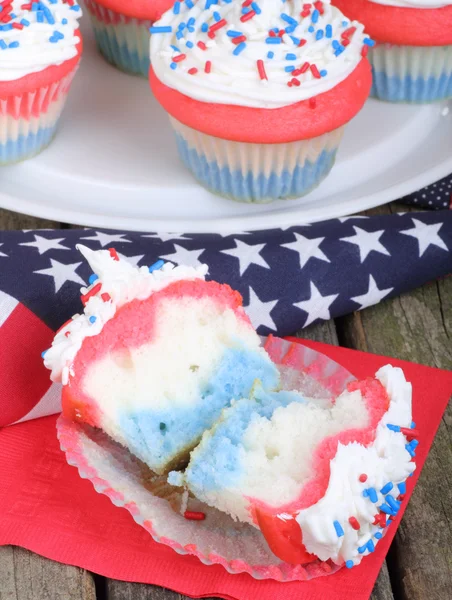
[0,547,96,600]
[338,277,452,600]
[106,580,219,600]
[0,208,60,230]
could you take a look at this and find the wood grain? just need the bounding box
[0,209,61,231]
[0,547,96,600]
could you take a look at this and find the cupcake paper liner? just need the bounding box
[85,0,152,77]
[369,42,452,103]
[0,68,77,165]
[57,336,358,582]
[170,117,343,204]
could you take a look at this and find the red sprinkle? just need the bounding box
[361,45,369,57]
[81,282,102,306]
[310,64,321,79]
[232,35,247,45]
[12,22,24,29]
[188,67,198,75]
[101,292,111,302]
[300,61,310,73]
[257,59,267,81]
[242,0,253,5]
[197,41,207,50]
[301,9,311,17]
[184,511,206,521]
[359,474,368,483]
[240,9,256,22]
[209,18,227,33]
[373,513,387,528]
[109,248,119,261]
[342,26,357,39]
[205,60,212,73]
[298,38,307,47]
[172,54,186,63]
[290,77,300,87]
[400,427,419,441]
[64,331,71,338]
[56,318,73,335]
[348,517,360,530]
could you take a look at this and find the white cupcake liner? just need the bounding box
[369,42,452,103]
[0,67,77,165]
[170,117,343,204]
[57,336,356,582]
[84,0,152,77]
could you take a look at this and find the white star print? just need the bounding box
[80,231,131,247]
[337,216,369,223]
[294,282,339,327]
[400,218,448,257]
[34,260,85,293]
[20,234,69,255]
[142,233,189,243]
[221,239,270,276]
[118,253,145,268]
[160,244,205,269]
[340,227,390,263]
[245,287,278,332]
[351,275,394,310]
[0,243,7,258]
[281,233,330,270]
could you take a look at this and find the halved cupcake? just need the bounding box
[43,246,279,474]
[334,0,452,102]
[0,0,83,165]
[172,365,417,568]
[149,0,372,203]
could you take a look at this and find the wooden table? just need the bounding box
[0,204,451,600]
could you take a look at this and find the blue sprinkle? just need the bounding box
[251,2,261,14]
[8,41,19,48]
[405,443,416,457]
[21,18,30,26]
[281,13,297,26]
[375,532,383,540]
[316,29,323,40]
[284,65,295,72]
[233,42,246,55]
[170,44,180,51]
[285,53,296,60]
[186,40,194,48]
[411,421,416,429]
[379,503,395,516]
[201,23,208,32]
[311,8,319,23]
[149,26,173,33]
[386,495,401,512]
[387,424,401,432]
[290,35,300,45]
[173,1,181,14]
[345,560,354,569]
[266,37,282,44]
[227,30,242,37]
[332,40,340,49]
[149,259,165,273]
[320,69,327,77]
[89,316,97,324]
[397,482,406,495]
[367,540,375,553]
[308,25,314,32]
[285,25,296,33]
[342,20,348,26]
[186,0,194,7]
[0,40,6,50]
[358,545,367,554]
[364,37,375,46]
[333,520,344,537]
[267,51,274,59]
[176,31,184,39]
[380,482,393,495]
[326,24,332,38]
[88,274,99,285]
[213,11,221,21]
[41,350,48,358]
[170,62,177,70]
[362,489,369,498]
[366,488,378,503]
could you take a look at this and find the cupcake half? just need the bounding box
[43,246,279,475]
[0,0,83,165]
[334,0,452,102]
[85,0,174,76]
[149,0,372,203]
[172,365,417,569]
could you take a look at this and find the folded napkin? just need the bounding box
[1,210,451,426]
[400,173,452,210]
[1,340,451,600]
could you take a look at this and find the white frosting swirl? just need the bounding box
[150,0,369,108]
[295,365,416,566]
[0,0,82,82]
[369,0,451,8]
[42,246,208,385]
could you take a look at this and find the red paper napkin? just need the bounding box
[0,340,451,600]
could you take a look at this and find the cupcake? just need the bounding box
[43,246,279,475]
[334,0,452,102]
[149,0,372,204]
[84,0,174,76]
[0,0,82,165]
[171,365,417,569]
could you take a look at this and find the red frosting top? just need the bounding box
[149,58,372,144]
[92,0,174,21]
[334,0,452,45]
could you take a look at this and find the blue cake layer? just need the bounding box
[371,71,452,103]
[90,22,149,77]
[175,134,337,203]
[183,387,307,494]
[0,126,56,165]
[118,346,280,472]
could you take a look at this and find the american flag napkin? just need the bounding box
[1,209,451,427]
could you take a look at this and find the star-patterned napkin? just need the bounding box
[0,210,451,426]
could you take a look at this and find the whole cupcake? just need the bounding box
[84,0,174,76]
[0,0,82,165]
[334,0,452,102]
[149,0,372,204]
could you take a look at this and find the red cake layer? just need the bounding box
[90,0,174,21]
[149,59,372,143]
[335,0,452,45]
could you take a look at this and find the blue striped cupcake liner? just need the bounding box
[170,118,343,204]
[85,0,152,77]
[369,43,452,103]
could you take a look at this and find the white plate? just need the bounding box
[1,17,451,233]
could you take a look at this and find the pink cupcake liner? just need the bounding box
[57,336,356,582]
